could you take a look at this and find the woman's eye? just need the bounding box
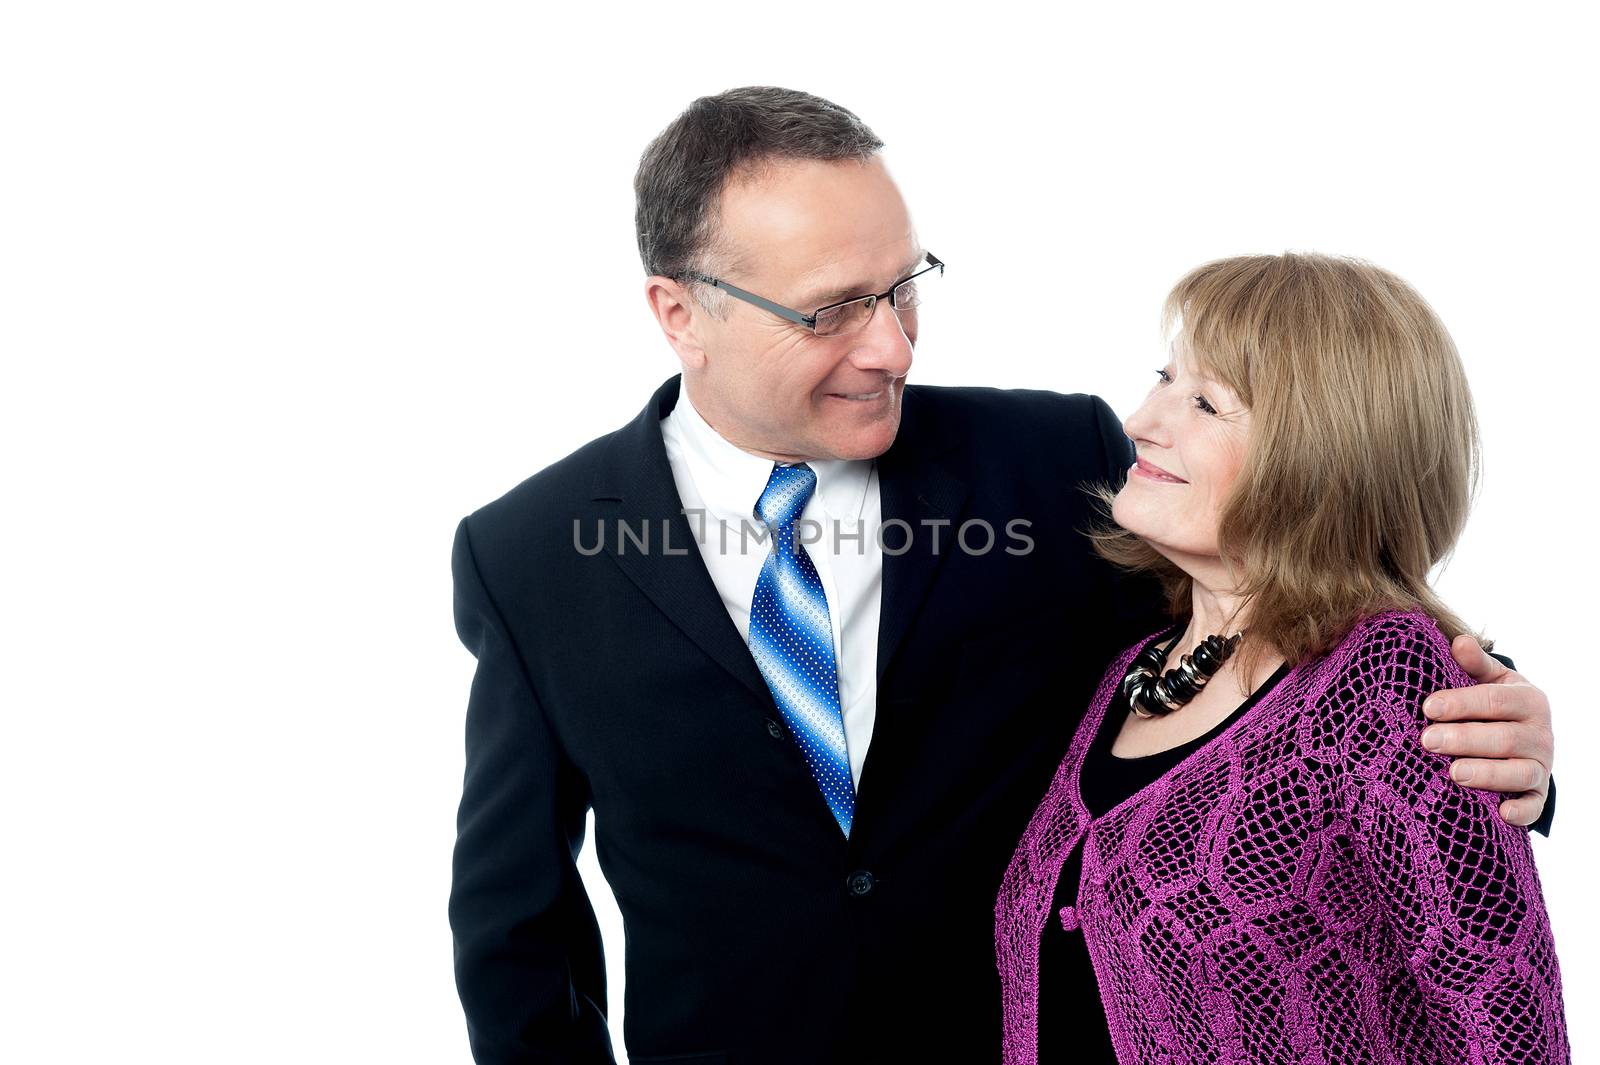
[1154,368,1173,384]
[1193,394,1218,415]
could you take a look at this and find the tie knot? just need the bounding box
[754,463,817,530]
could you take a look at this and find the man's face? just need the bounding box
[685,155,920,462]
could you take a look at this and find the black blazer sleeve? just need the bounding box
[1085,393,1169,646]
[1486,650,1556,837]
[449,516,616,1064]
[1090,391,1134,476]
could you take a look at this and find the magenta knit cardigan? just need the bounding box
[995,610,1568,1063]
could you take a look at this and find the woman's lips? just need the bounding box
[1132,457,1187,483]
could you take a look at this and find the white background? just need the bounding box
[4,2,1595,1061]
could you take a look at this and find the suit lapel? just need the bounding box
[875,385,971,685]
[590,377,969,708]
[590,376,776,709]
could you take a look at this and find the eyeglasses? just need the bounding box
[687,252,944,338]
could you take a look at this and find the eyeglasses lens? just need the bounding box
[813,297,878,338]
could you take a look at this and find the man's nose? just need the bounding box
[846,298,914,376]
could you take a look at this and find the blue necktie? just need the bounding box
[749,463,854,836]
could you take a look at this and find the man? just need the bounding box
[449,88,1555,1064]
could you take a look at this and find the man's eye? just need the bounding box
[812,305,849,333]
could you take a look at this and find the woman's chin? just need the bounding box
[1109,492,1153,538]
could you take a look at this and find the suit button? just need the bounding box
[765,719,785,740]
[846,870,876,897]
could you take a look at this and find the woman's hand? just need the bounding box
[1420,634,1554,827]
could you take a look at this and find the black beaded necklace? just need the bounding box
[1120,627,1244,718]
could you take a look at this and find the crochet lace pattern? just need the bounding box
[995,610,1568,1063]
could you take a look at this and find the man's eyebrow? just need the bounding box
[796,250,928,310]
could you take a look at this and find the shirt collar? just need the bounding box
[667,385,873,527]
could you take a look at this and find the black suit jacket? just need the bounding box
[449,375,1165,1064]
[448,375,1553,1064]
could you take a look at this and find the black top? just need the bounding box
[1037,626,1292,1063]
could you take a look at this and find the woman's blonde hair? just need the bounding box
[1090,252,1487,671]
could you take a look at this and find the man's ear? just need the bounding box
[645,276,710,370]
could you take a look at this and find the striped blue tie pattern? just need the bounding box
[749,463,854,836]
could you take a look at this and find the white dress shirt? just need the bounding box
[660,381,882,789]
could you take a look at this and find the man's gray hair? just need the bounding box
[634,86,884,313]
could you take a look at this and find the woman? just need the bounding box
[995,253,1567,1063]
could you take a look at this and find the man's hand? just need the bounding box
[1421,634,1554,827]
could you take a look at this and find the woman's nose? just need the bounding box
[1123,391,1168,445]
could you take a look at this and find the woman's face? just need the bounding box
[1112,345,1252,568]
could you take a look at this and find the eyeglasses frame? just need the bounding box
[686,252,944,335]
